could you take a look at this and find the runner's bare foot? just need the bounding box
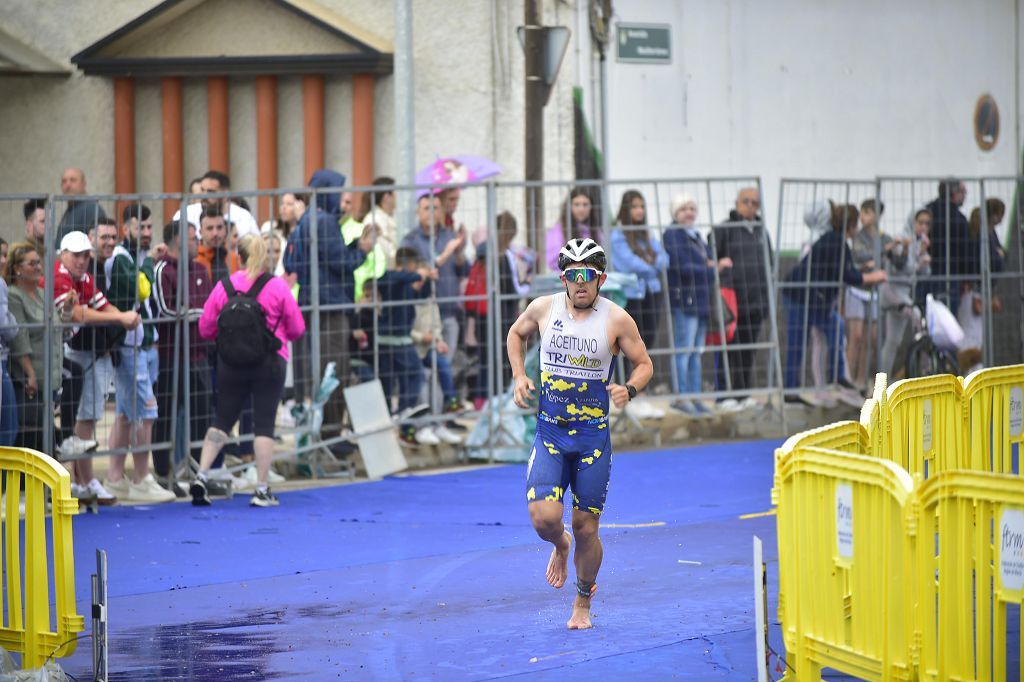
[567,594,593,629]
[546,529,571,588]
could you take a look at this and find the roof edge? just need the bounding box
[73,53,394,77]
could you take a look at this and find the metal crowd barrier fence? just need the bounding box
[777,176,1024,401]
[487,177,785,452]
[0,447,84,668]
[776,179,883,396]
[4,173,1018,487]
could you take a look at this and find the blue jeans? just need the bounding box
[0,360,17,446]
[422,349,457,405]
[672,311,706,395]
[784,299,846,389]
[380,344,425,414]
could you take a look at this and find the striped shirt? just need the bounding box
[53,261,109,315]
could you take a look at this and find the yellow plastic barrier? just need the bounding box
[915,470,1024,681]
[777,420,868,455]
[775,366,1024,680]
[774,439,915,681]
[962,364,1024,474]
[884,375,963,478]
[773,422,873,661]
[0,448,83,668]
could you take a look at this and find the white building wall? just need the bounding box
[601,0,1021,227]
[1,0,1016,240]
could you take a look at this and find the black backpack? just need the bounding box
[216,273,282,367]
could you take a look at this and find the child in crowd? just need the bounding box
[373,247,438,445]
[349,286,378,385]
[412,294,463,445]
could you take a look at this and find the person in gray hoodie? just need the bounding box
[879,207,931,375]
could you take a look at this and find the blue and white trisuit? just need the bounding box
[526,293,616,515]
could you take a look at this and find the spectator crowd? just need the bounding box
[0,168,1013,507]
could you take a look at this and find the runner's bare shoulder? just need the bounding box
[606,298,640,355]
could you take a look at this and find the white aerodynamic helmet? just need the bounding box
[558,238,607,272]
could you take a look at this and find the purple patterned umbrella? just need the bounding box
[416,155,502,196]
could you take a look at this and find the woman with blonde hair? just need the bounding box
[194,234,305,507]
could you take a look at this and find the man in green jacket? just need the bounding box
[102,204,174,503]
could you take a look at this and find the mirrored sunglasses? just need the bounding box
[562,267,601,283]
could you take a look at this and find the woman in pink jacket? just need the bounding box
[192,234,305,507]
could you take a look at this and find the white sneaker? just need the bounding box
[70,482,88,499]
[643,402,666,419]
[739,397,760,410]
[433,424,463,444]
[208,466,253,492]
[276,404,296,429]
[86,478,118,506]
[128,473,176,503]
[58,436,98,458]
[103,477,130,499]
[415,426,441,445]
[626,402,649,419]
[716,398,742,413]
[242,465,285,485]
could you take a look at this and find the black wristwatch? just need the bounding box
[626,384,637,401]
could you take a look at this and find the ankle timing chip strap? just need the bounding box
[575,577,597,599]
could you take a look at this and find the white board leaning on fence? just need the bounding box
[343,380,408,479]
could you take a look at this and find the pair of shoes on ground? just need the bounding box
[70,478,118,506]
[716,397,761,412]
[626,400,666,419]
[103,473,175,504]
[399,419,464,446]
[669,399,713,418]
[190,476,279,507]
[414,424,464,445]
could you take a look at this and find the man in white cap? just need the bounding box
[54,231,142,504]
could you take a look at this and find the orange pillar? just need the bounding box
[255,75,278,224]
[351,74,375,189]
[161,77,183,223]
[207,76,230,173]
[113,77,136,223]
[302,75,324,183]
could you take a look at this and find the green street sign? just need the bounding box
[616,23,671,64]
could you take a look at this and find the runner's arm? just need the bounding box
[507,297,547,409]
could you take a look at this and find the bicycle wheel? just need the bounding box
[906,336,940,378]
[936,350,960,376]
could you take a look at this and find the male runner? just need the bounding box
[507,237,653,629]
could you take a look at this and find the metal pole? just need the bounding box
[394,0,416,189]
[486,184,498,463]
[980,180,994,367]
[760,178,786,431]
[42,196,54,458]
[308,189,322,479]
[872,180,883,384]
[177,197,191,480]
[524,0,545,254]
